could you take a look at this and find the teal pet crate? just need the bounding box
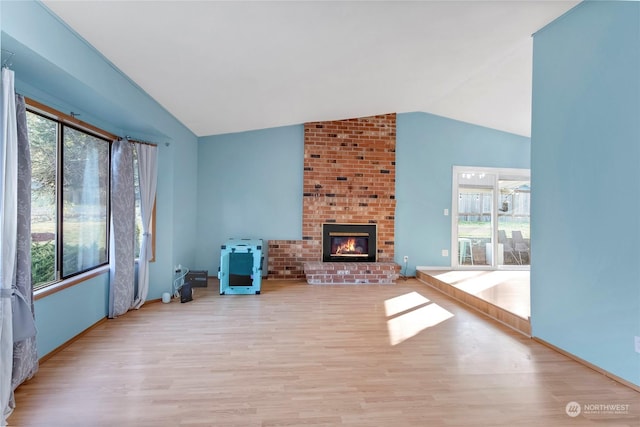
[218,238,263,295]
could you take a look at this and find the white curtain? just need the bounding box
[77,148,100,270]
[0,68,18,426]
[133,143,157,309]
[108,140,135,318]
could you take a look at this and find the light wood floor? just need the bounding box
[9,279,639,426]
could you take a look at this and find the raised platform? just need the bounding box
[416,269,531,336]
[303,262,400,285]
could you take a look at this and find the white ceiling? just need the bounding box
[42,1,578,137]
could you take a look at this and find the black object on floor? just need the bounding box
[180,282,193,303]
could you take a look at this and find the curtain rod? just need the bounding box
[126,136,158,147]
[25,97,161,147]
[2,49,15,69]
[25,97,119,141]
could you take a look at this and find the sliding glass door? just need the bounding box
[497,178,530,267]
[456,172,494,266]
[453,167,530,269]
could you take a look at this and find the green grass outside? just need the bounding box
[458,220,530,240]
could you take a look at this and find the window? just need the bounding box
[27,108,111,289]
[27,99,156,291]
[61,127,110,276]
[29,112,58,286]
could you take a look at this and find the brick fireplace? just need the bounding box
[268,113,399,282]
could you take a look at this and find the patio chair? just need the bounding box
[458,237,474,265]
[511,230,529,264]
[499,230,519,265]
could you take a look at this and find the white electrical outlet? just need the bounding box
[403,255,409,263]
[444,208,449,216]
[635,336,640,354]
[442,249,449,257]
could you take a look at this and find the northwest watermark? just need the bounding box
[565,401,581,417]
[565,401,631,417]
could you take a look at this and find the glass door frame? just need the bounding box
[452,166,530,270]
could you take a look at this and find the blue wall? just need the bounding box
[396,112,530,275]
[195,113,529,277]
[34,273,109,358]
[531,1,640,386]
[196,125,304,274]
[2,1,198,356]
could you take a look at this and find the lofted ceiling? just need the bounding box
[42,1,578,138]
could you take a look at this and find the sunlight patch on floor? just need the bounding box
[385,292,454,346]
[434,270,486,284]
[450,271,509,294]
[384,291,430,317]
[434,270,527,295]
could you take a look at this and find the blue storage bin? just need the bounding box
[218,238,263,295]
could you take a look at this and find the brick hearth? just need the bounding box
[268,113,398,283]
[303,262,400,285]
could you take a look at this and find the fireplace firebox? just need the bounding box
[322,223,377,262]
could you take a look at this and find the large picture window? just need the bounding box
[28,109,111,289]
